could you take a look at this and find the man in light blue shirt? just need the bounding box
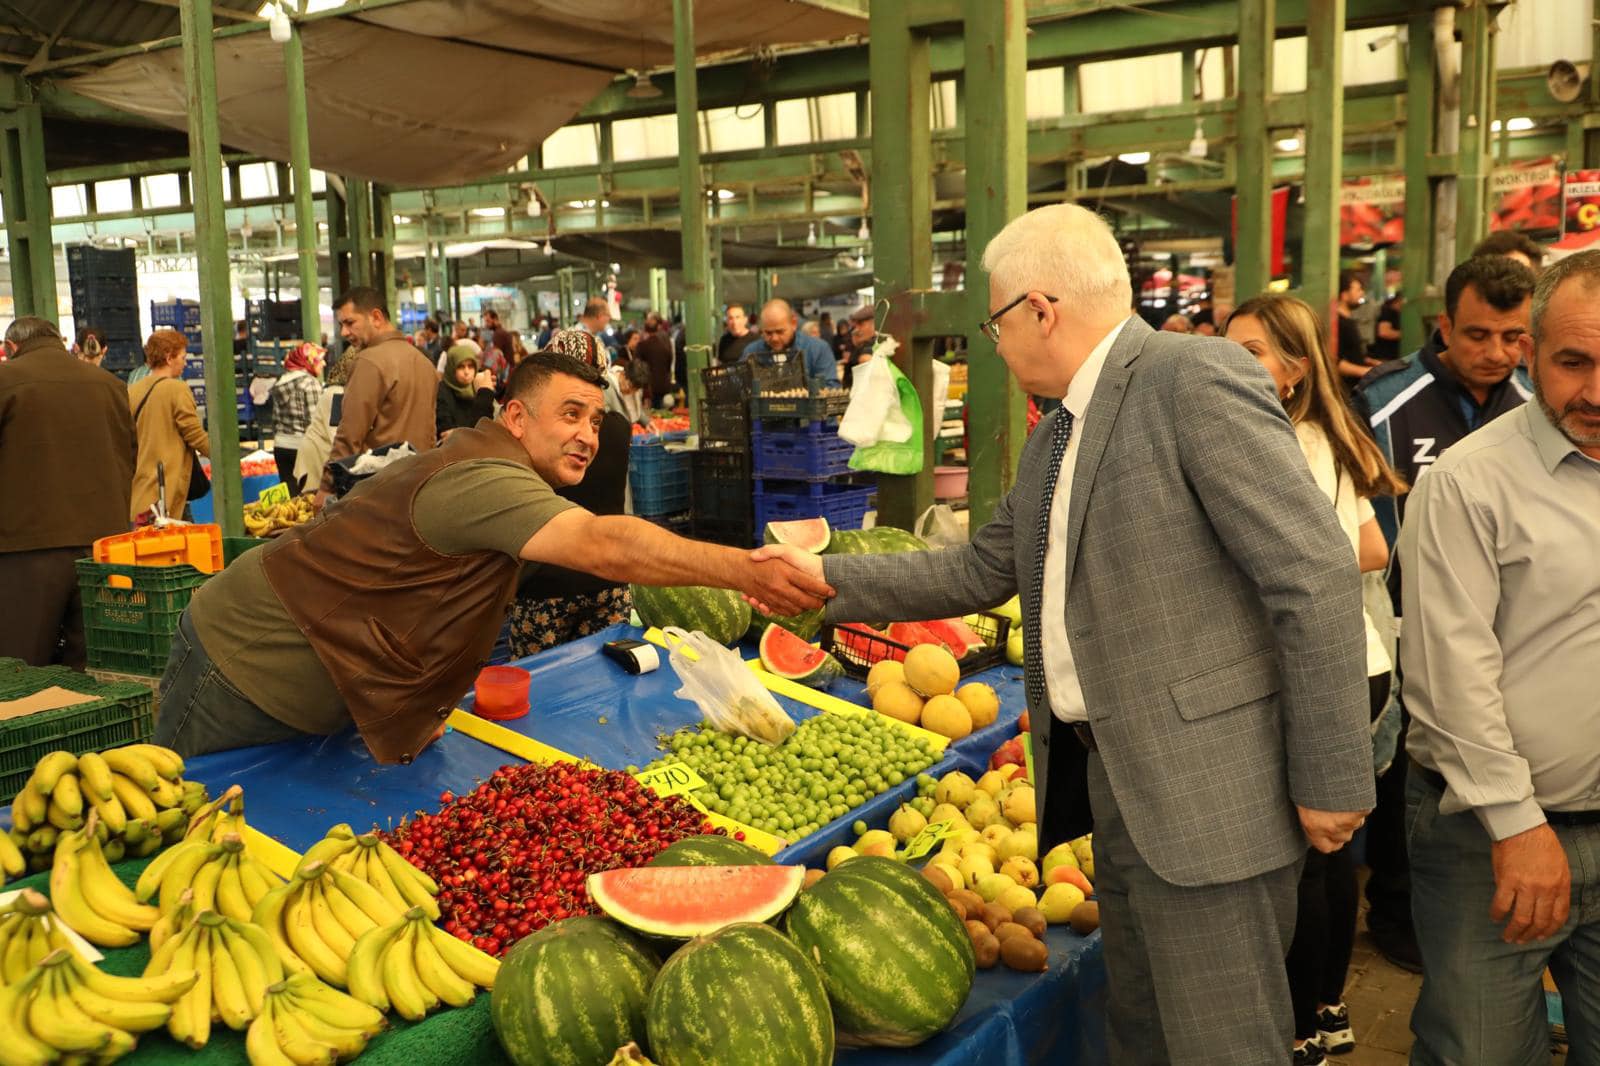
[738,299,840,388]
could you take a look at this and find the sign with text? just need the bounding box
[256,482,290,507]
[1489,157,1562,233]
[633,762,707,798]
[1564,171,1600,234]
[1339,175,1406,247]
[900,819,966,863]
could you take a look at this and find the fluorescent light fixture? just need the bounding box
[1506,116,1535,132]
[1118,152,1151,165]
[1275,137,1302,152]
[392,215,412,225]
[470,206,506,218]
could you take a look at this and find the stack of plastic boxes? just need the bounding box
[67,246,141,376]
[690,363,760,546]
[750,379,870,539]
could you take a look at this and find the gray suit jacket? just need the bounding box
[825,318,1374,887]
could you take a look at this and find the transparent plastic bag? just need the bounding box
[916,504,968,548]
[661,627,796,745]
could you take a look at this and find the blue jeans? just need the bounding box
[1407,769,1600,1066]
[153,610,308,757]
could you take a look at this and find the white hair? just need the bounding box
[979,204,1132,319]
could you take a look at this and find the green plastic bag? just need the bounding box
[846,356,925,475]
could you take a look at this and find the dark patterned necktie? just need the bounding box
[1025,409,1075,711]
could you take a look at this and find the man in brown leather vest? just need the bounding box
[157,351,832,764]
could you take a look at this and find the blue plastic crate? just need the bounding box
[187,380,206,407]
[629,440,692,517]
[752,423,855,481]
[151,300,203,329]
[250,346,286,377]
[754,480,874,535]
[182,356,207,380]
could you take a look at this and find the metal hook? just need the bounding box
[874,297,892,336]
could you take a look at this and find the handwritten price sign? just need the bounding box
[634,762,708,798]
[899,819,966,863]
[257,482,291,506]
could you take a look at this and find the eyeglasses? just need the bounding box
[980,293,1058,343]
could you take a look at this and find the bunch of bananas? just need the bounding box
[6,745,207,877]
[47,813,159,948]
[304,824,441,919]
[251,857,412,988]
[0,948,199,1065]
[346,906,499,1021]
[135,831,286,927]
[181,783,247,844]
[248,972,387,1066]
[0,891,77,987]
[242,495,316,536]
[0,826,23,887]
[140,908,286,1048]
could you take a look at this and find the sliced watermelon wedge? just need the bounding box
[921,618,987,658]
[758,624,844,688]
[587,864,805,938]
[887,621,951,653]
[833,623,906,665]
[763,517,831,554]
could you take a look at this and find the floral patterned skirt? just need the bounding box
[506,585,632,659]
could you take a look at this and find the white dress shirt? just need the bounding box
[1041,317,1129,723]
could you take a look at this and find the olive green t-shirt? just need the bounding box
[188,459,575,733]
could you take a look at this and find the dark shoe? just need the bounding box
[1316,1003,1355,1055]
[1368,923,1423,973]
[1293,1038,1327,1065]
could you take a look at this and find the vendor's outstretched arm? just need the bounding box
[521,509,834,617]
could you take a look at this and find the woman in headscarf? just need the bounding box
[435,344,497,441]
[505,328,635,657]
[269,342,325,494]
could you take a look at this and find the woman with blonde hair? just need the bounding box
[128,329,211,523]
[1226,293,1407,1065]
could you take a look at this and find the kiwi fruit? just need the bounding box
[978,902,1012,932]
[1012,906,1048,939]
[993,921,1034,943]
[1069,900,1101,935]
[1000,935,1049,972]
[973,931,1001,969]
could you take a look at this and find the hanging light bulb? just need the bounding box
[543,239,554,256]
[527,194,541,218]
[269,2,292,43]
[1188,120,1208,159]
[855,252,865,270]
[857,219,870,241]
[806,223,818,247]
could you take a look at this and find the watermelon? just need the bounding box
[823,529,873,555]
[588,865,805,939]
[646,834,775,868]
[746,604,824,642]
[763,517,831,553]
[863,527,929,553]
[834,623,905,665]
[922,617,985,657]
[647,923,834,1066]
[886,621,950,653]
[784,855,976,1047]
[631,584,751,646]
[491,916,661,1066]
[758,624,844,688]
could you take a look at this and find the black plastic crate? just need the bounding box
[754,390,851,423]
[248,299,303,342]
[700,362,753,405]
[692,515,756,547]
[691,449,753,528]
[698,400,750,443]
[820,612,1011,681]
[75,305,141,337]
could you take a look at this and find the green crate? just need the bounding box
[0,665,156,799]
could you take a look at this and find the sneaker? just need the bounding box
[1293,1038,1327,1065]
[1316,1003,1355,1055]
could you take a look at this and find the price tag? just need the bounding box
[257,482,291,506]
[634,762,707,798]
[899,819,965,863]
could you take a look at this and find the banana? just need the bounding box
[189,853,226,917]
[278,990,371,1058]
[50,773,84,818]
[101,748,159,792]
[48,834,139,948]
[0,832,23,880]
[0,969,55,1066]
[86,793,126,837]
[108,774,157,823]
[2,918,33,983]
[284,886,347,987]
[154,806,188,837]
[147,887,197,956]
[374,839,440,910]
[304,882,357,961]
[160,843,222,915]
[10,794,35,835]
[232,920,286,986]
[269,994,344,1066]
[148,776,181,809]
[66,950,196,1005]
[46,797,83,832]
[425,922,500,990]
[215,856,254,924]
[73,828,159,931]
[179,780,208,816]
[18,788,47,832]
[125,744,184,780]
[135,838,204,902]
[28,965,117,1053]
[319,876,378,943]
[326,865,404,926]
[280,972,386,1035]
[217,920,270,1015]
[62,966,172,1032]
[25,827,56,854]
[251,883,311,977]
[131,833,165,859]
[204,920,254,1030]
[410,918,477,1007]
[380,923,436,1022]
[296,834,358,873]
[352,846,410,915]
[167,922,212,1049]
[31,752,77,797]
[344,920,402,1011]
[247,998,304,1066]
[74,752,115,803]
[236,854,282,909]
[143,906,193,977]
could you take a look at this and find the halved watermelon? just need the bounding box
[834,624,906,665]
[759,624,844,688]
[921,618,986,658]
[588,865,806,938]
[764,517,831,554]
[887,621,951,653]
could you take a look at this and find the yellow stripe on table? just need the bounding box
[242,825,302,881]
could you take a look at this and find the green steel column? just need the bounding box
[283,20,320,343]
[345,177,373,290]
[870,3,934,530]
[962,0,1027,528]
[1235,0,1276,298]
[1455,0,1493,255]
[649,266,670,313]
[557,267,575,327]
[1401,9,1436,353]
[1300,0,1344,321]
[0,99,57,320]
[422,235,439,319]
[754,266,774,308]
[373,185,396,317]
[179,0,242,537]
[672,0,713,428]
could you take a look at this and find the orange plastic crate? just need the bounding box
[93,524,223,589]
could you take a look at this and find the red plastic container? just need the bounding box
[472,666,531,721]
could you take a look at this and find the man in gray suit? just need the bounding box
[757,205,1375,1065]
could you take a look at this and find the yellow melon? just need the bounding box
[904,644,960,697]
[955,683,1000,729]
[921,694,974,740]
[865,659,906,698]
[872,681,925,725]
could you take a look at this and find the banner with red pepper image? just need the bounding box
[1340,174,1407,247]
[1489,156,1563,233]
[1563,170,1600,235]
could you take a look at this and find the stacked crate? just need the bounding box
[690,364,760,547]
[67,246,141,375]
[751,379,870,538]
[630,432,692,529]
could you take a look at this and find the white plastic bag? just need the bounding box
[916,504,968,548]
[661,627,795,745]
[839,335,913,447]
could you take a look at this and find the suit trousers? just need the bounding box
[0,546,88,669]
[1088,752,1302,1066]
